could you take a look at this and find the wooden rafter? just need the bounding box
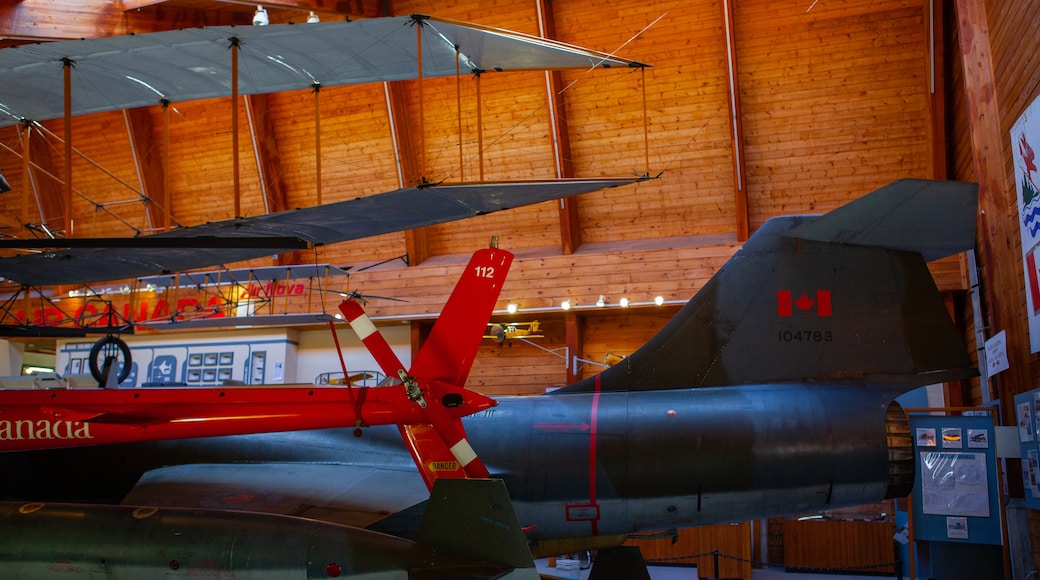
[245,93,295,265]
[536,0,581,255]
[721,0,749,242]
[124,107,164,232]
[385,80,429,266]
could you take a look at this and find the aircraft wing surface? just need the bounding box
[0,15,642,127]
[120,462,428,529]
[0,178,635,285]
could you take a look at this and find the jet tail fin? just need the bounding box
[559,179,979,393]
[418,478,537,578]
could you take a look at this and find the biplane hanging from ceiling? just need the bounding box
[0,15,652,337]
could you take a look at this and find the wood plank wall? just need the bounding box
[946,0,1040,570]
[628,522,753,580]
[782,519,897,575]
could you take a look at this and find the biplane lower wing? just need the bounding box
[0,178,636,286]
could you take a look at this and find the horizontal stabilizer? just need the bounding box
[418,478,537,576]
[787,179,978,262]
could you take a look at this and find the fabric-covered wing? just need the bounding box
[0,15,643,127]
[0,178,636,285]
[120,463,429,529]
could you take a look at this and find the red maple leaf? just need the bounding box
[1022,134,1037,182]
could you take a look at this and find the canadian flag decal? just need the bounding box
[777,290,832,317]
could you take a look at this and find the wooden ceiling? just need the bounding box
[0,0,992,381]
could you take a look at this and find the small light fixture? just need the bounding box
[561,300,571,311]
[334,312,343,320]
[619,297,629,308]
[506,303,518,314]
[307,11,320,23]
[252,5,269,26]
[654,295,665,306]
[596,295,605,307]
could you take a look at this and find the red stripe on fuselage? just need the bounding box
[588,373,601,536]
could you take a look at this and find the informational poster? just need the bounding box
[1013,93,1040,352]
[1016,389,1040,509]
[920,452,990,518]
[1021,400,1036,442]
[911,414,1002,544]
[947,517,969,539]
[984,330,1010,375]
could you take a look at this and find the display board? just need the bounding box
[1014,388,1040,510]
[909,413,1002,545]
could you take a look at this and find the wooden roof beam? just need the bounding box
[245,93,295,265]
[721,0,749,242]
[0,1,127,41]
[536,0,581,255]
[124,107,165,232]
[120,0,381,19]
[26,124,65,234]
[385,80,429,266]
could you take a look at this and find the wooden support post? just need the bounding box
[20,124,30,229]
[954,0,1026,497]
[314,83,322,206]
[231,38,241,218]
[163,101,171,231]
[415,21,426,182]
[62,58,73,236]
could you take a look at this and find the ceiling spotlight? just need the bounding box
[253,5,269,26]
[506,303,518,314]
[619,297,629,308]
[307,11,320,23]
[596,295,605,307]
[654,295,665,306]
[561,300,571,311]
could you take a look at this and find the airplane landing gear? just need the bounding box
[88,335,132,387]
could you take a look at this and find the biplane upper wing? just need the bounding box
[0,15,644,127]
[0,178,636,285]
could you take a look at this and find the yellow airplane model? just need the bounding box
[485,321,543,343]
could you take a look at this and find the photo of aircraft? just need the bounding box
[0,178,979,576]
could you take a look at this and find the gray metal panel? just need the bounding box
[0,16,642,127]
[0,178,636,285]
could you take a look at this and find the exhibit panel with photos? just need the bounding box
[1014,388,1040,510]
[908,411,1008,580]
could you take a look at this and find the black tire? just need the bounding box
[88,335,132,385]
